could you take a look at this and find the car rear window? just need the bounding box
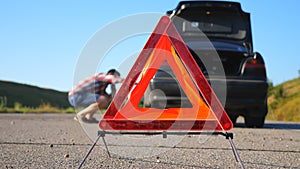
[174,7,248,40]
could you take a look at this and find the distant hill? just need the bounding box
[267,77,300,122]
[0,80,71,108]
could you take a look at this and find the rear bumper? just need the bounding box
[210,78,268,109]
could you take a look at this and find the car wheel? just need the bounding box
[245,115,265,128]
[143,86,152,108]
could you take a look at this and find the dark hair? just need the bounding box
[107,69,120,76]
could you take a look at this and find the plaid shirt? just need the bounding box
[69,73,117,96]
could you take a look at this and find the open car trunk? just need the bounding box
[169,1,253,53]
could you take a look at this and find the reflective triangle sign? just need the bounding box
[99,16,233,131]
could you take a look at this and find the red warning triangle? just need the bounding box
[99,16,233,131]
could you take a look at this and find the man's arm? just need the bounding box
[103,75,123,84]
[110,84,116,98]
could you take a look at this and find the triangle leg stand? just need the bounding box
[78,131,245,169]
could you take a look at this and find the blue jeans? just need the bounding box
[68,92,100,108]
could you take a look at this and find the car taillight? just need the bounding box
[244,59,265,69]
[241,52,266,78]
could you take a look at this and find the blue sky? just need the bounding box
[0,1,299,91]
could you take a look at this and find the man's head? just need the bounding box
[107,69,120,77]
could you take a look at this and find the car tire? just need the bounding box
[143,86,152,108]
[245,105,267,128]
[245,115,265,128]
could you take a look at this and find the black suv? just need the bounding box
[143,1,268,127]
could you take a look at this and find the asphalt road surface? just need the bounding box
[0,113,299,169]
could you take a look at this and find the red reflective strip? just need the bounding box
[100,120,230,131]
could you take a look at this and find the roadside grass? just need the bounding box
[0,99,143,114]
[266,77,300,122]
[0,101,75,114]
